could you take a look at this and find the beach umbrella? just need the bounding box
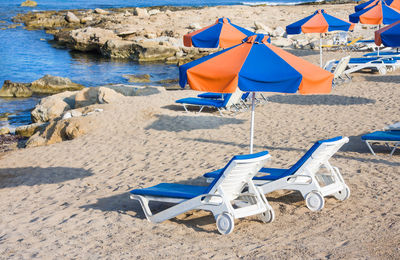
[183,18,254,48]
[349,1,400,25]
[179,34,333,153]
[355,0,400,12]
[375,20,400,46]
[286,9,355,67]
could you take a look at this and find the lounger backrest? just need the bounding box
[279,136,348,178]
[333,56,350,78]
[224,89,243,108]
[294,136,349,176]
[207,151,270,201]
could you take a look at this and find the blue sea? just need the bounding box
[0,0,319,129]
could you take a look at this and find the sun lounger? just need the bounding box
[363,50,400,57]
[204,136,350,211]
[361,130,400,156]
[196,92,264,110]
[324,56,351,86]
[343,57,399,75]
[130,150,275,235]
[175,89,243,116]
[384,122,400,131]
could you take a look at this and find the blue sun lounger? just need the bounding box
[363,51,400,57]
[176,89,244,116]
[198,92,267,104]
[343,57,399,75]
[361,130,400,156]
[204,136,350,211]
[130,151,274,235]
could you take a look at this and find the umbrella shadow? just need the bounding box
[0,167,93,189]
[363,75,400,83]
[285,49,319,57]
[267,94,375,106]
[145,114,245,132]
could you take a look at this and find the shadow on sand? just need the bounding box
[145,114,245,132]
[0,166,93,189]
[267,94,375,106]
[363,75,400,83]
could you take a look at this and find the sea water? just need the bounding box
[0,0,319,129]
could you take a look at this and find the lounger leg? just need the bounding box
[365,141,377,156]
[217,108,223,116]
[182,105,189,113]
[390,143,399,156]
[198,106,204,114]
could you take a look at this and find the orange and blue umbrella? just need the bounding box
[286,9,354,67]
[355,0,400,12]
[375,20,400,46]
[350,1,400,24]
[179,34,333,152]
[183,18,254,49]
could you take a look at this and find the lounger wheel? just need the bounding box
[259,208,275,223]
[305,191,325,211]
[334,185,350,201]
[216,212,234,235]
[378,67,387,75]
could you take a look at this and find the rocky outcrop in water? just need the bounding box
[30,75,84,94]
[21,0,37,7]
[0,80,33,97]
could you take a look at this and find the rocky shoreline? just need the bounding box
[11,3,364,65]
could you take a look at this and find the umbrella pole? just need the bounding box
[250,92,256,154]
[377,24,381,56]
[320,34,323,67]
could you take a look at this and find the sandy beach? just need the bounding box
[1,2,400,259]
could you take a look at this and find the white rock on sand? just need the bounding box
[0,4,399,259]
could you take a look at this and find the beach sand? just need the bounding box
[1,4,400,259]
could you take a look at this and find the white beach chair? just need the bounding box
[130,151,275,235]
[205,137,350,212]
[325,56,351,86]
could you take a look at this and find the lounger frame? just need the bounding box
[364,140,399,156]
[130,152,274,235]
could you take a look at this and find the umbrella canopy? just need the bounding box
[375,20,400,46]
[179,34,333,152]
[349,1,400,24]
[183,18,254,48]
[286,9,354,67]
[286,9,355,34]
[355,0,400,12]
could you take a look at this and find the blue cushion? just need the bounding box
[204,167,288,181]
[197,93,223,99]
[175,97,226,108]
[130,183,209,199]
[364,51,400,57]
[361,131,400,141]
[347,57,398,64]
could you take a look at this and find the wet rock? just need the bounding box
[31,91,77,123]
[0,80,32,98]
[80,16,93,24]
[94,8,109,15]
[65,12,80,23]
[133,8,149,18]
[101,39,136,59]
[0,127,10,135]
[21,0,37,7]
[130,40,179,62]
[15,122,48,137]
[122,74,151,83]
[30,75,84,94]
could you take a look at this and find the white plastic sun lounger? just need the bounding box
[344,57,399,75]
[324,56,351,86]
[204,137,350,212]
[130,150,275,235]
[361,130,400,156]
